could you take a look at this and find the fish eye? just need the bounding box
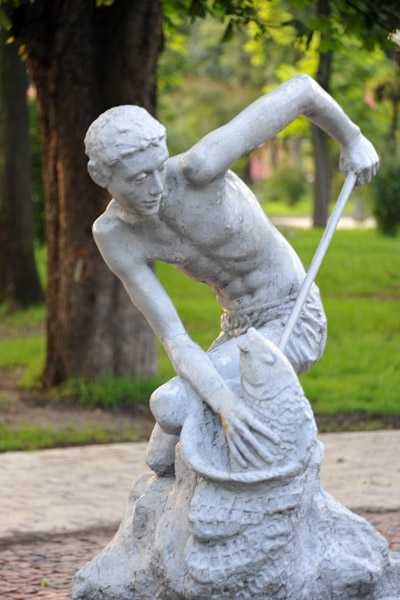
[262,352,276,366]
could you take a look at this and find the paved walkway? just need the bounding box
[1,430,399,543]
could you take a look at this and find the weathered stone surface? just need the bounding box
[73,76,392,599]
[73,333,400,600]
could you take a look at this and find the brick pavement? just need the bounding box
[1,511,399,599]
[1,431,399,598]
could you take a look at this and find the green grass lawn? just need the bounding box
[295,230,400,417]
[159,229,400,416]
[158,228,400,419]
[0,228,399,440]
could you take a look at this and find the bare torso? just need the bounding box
[90,74,379,465]
[117,155,305,313]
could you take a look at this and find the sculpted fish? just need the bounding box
[179,328,317,483]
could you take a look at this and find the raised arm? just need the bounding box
[180,73,378,187]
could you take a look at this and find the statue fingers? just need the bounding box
[372,160,379,178]
[233,419,274,464]
[226,434,248,468]
[354,167,368,187]
[229,430,266,468]
[242,412,280,445]
[356,154,379,186]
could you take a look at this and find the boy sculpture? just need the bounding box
[85,74,378,469]
[74,75,400,600]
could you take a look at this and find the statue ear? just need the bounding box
[88,159,108,188]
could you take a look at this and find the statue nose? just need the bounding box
[149,171,163,195]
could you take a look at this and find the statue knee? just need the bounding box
[149,377,190,435]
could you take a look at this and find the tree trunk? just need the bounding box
[11,0,163,385]
[389,98,398,151]
[0,29,43,308]
[312,0,332,228]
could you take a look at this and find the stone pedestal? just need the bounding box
[72,330,400,600]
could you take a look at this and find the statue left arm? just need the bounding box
[180,73,378,188]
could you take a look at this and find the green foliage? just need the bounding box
[258,163,310,206]
[160,75,255,164]
[0,422,143,451]
[28,95,45,243]
[370,152,400,236]
[58,375,163,410]
[0,302,45,330]
[293,228,400,297]
[261,197,312,216]
[157,260,220,379]
[34,243,47,288]
[287,0,400,52]
[302,299,400,415]
[331,41,396,149]
[0,9,11,30]
[0,335,44,370]
[160,0,265,42]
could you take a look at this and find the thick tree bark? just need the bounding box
[312,0,332,228]
[0,29,43,308]
[11,0,163,385]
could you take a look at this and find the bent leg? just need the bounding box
[147,377,194,477]
[146,423,179,476]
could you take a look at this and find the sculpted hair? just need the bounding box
[85,105,167,175]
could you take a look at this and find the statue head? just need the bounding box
[85,106,167,180]
[85,106,168,216]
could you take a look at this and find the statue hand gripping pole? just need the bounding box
[278,171,357,354]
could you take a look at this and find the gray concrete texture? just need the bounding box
[1,430,399,544]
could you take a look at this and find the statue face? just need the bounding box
[107,140,169,217]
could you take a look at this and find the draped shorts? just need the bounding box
[209,282,327,375]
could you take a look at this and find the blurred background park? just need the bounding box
[0,0,400,451]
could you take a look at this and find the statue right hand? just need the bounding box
[220,397,279,469]
[339,133,379,187]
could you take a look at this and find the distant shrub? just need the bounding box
[260,164,308,206]
[371,153,400,236]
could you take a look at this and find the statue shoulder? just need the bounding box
[93,201,121,237]
[92,201,143,255]
[93,200,138,236]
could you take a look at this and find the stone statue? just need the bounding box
[73,75,400,599]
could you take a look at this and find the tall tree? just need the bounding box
[0,28,43,308]
[9,0,163,385]
[3,0,264,386]
[3,0,397,386]
[311,0,332,227]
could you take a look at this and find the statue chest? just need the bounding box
[159,191,260,260]
[152,216,261,284]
